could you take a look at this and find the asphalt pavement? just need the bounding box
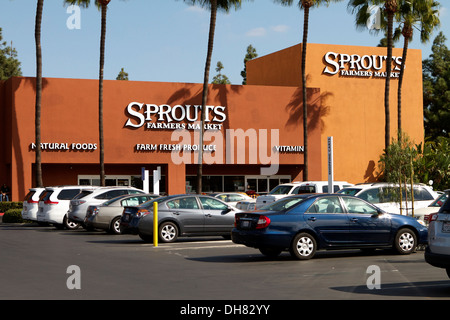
[1,221,450,304]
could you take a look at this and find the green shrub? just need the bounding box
[0,201,23,213]
[2,208,24,223]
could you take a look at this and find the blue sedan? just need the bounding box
[231,194,428,260]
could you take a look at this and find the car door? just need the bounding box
[341,196,392,245]
[199,196,235,233]
[165,196,204,234]
[303,196,349,245]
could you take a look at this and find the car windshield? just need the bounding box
[269,185,293,195]
[439,194,450,214]
[72,190,94,199]
[337,188,361,196]
[430,193,448,207]
[140,195,173,208]
[102,194,130,206]
[260,196,309,211]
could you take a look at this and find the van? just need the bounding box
[37,186,96,229]
[21,187,46,223]
[337,183,439,217]
[255,181,353,209]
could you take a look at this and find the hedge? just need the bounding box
[2,209,24,223]
[0,201,23,212]
[1,202,24,223]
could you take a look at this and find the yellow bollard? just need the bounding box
[153,201,158,247]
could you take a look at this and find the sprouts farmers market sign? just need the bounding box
[125,102,227,130]
[323,51,403,79]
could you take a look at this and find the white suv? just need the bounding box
[425,191,450,279]
[21,187,45,223]
[68,186,144,228]
[37,186,95,229]
[337,183,439,217]
[255,181,352,209]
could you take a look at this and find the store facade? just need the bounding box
[0,43,424,201]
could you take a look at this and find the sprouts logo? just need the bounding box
[125,102,227,130]
[323,52,403,79]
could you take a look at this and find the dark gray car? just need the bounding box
[120,194,240,242]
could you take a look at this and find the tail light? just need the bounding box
[136,209,150,218]
[27,199,39,204]
[256,215,271,229]
[234,215,240,227]
[90,207,99,216]
[72,200,86,206]
[44,199,58,205]
[429,212,439,223]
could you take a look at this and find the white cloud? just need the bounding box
[246,27,266,37]
[185,5,206,14]
[271,25,289,33]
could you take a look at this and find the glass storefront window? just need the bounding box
[224,176,245,192]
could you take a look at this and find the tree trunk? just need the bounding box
[397,25,411,139]
[302,5,310,181]
[98,3,108,187]
[197,0,217,194]
[384,11,393,152]
[34,0,44,188]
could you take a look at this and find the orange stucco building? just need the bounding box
[247,43,424,185]
[0,43,424,201]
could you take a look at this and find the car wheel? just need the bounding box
[109,217,121,235]
[159,221,178,243]
[63,215,79,230]
[394,228,417,255]
[259,247,282,258]
[289,232,316,260]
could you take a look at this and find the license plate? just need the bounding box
[442,222,450,233]
[241,220,251,228]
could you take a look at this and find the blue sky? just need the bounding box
[0,0,448,85]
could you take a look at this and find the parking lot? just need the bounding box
[1,221,450,302]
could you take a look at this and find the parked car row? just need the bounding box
[21,185,145,230]
[18,180,450,280]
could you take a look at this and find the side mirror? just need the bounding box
[223,207,233,214]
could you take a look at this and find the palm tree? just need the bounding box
[35,0,44,187]
[348,0,398,152]
[394,0,440,136]
[274,0,342,181]
[64,0,112,186]
[384,0,398,152]
[183,0,244,194]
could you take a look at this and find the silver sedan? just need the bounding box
[84,193,160,234]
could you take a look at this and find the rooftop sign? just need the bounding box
[323,51,402,79]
